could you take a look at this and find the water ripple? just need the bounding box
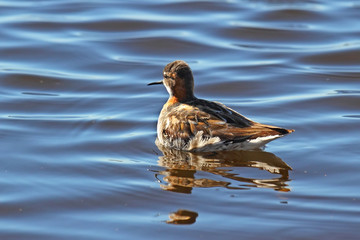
[1,0,360,239]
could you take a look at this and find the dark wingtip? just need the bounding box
[281,128,295,135]
[270,127,294,135]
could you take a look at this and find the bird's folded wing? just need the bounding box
[162,99,292,143]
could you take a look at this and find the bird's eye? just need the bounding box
[163,72,173,79]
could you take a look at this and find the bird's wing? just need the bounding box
[161,99,292,144]
[193,99,253,128]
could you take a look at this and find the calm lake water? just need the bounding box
[1,0,360,239]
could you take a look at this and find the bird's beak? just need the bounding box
[147,80,163,86]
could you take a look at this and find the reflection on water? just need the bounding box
[2,0,360,238]
[166,209,199,225]
[154,144,292,193]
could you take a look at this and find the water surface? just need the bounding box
[1,0,360,239]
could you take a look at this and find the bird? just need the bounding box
[148,60,294,152]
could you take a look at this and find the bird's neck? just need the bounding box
[168,92,195,103]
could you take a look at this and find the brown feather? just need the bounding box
[159,98,293,145]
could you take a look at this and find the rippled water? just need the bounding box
[1,0,360,239]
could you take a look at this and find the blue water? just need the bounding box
[1,0,360,239]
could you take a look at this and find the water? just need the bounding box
[1,0,360,239]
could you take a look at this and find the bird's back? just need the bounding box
[157,98,294,152]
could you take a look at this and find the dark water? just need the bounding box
[1,0,360,239]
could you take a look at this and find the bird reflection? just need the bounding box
[166,209,198,225]
[154,144,292,193]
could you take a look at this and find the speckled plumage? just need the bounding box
[149,60,294,152]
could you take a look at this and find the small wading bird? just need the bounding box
[148,60,294,152]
